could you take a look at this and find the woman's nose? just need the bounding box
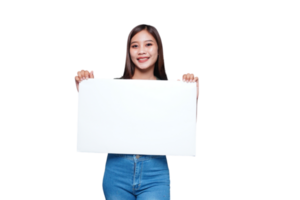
[138,46,146,54]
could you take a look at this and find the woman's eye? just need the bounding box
[132,43,152,48]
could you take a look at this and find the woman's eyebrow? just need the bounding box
[131,40,153,44]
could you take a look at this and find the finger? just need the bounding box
[185,75,192,82]
[79,70,86,80]
[189,73,193,82]
[73,74,80,89]
[190,73,197,82]
[73,70,79,81]
[185,72,196,80]
[181,74,198,82]
[90,71,94,79]
[77,71,83,81]
[73,74,80,84]
[79,70,88,80]
[84,70,89,79]
[194,77,198,83]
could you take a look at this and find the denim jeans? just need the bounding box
[103,153,170,200]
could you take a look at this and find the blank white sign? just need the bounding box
[77,78,197,156]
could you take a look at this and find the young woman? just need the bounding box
[74,24,199,200]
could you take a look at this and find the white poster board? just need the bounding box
[77,79,197,156]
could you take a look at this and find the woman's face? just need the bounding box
[130,30,158,71]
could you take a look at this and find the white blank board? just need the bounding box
[77,79,197,156]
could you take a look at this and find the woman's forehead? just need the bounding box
[131,30,156,43]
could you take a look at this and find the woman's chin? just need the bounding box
[135,65,152,71]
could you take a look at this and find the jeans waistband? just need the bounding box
[108,153,166,161]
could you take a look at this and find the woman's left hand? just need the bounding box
[181,73,199,100]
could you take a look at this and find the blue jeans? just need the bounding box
[103,153,170,200]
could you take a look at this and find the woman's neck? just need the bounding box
[131,75,157,80]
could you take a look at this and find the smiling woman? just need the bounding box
[121,24,168,80]
[102,25,172,200]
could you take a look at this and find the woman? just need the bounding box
[74,24,199,199]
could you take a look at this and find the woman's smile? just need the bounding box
[137,56,150,63]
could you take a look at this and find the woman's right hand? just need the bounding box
[75,70,94,92]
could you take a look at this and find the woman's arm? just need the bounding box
[75,70,94,92]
